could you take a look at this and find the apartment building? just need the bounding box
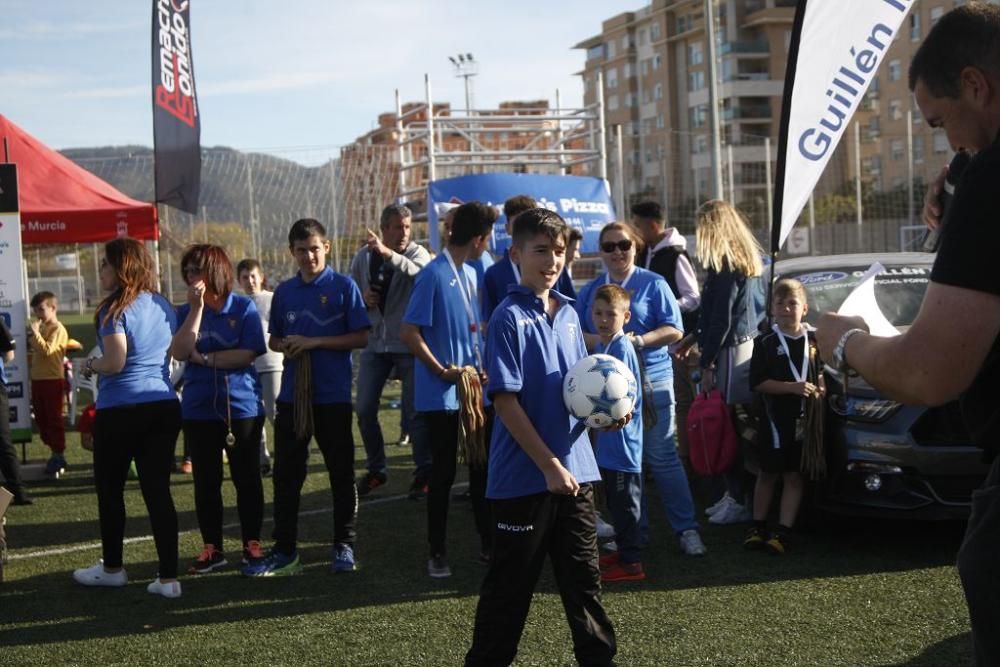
[575,0,977,227]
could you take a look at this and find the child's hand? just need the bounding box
[29,320,41,336]
[788,381,820,398]
[187,280,206,309]
[543,461,580,496]
[283,335,314,358]
[599,411,633,432]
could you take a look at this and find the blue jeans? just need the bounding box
[640,380,698,538]
[355,350,431,479]
[601,468,643,564]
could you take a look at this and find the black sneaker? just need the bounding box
[408,478,428,501]
[357,471,388,497]
[765,532,788,556]
[743,527,768,551]
[428,553,452,579]
[11,494,34,506]
[188,544,227,574]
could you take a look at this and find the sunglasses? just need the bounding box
[600,240,633,253]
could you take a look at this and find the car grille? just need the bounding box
[909,401,970,446]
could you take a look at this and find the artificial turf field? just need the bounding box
[0,315,975,665]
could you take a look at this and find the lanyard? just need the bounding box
[604,265,636,291]
[772,324,809,383]
[443,248,483,371]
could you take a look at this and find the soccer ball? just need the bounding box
[563,353,638,429]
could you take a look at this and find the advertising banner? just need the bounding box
[152,0,201,214]
[0,164,34,442]
[773,0,913,252]
[426,173,616,255]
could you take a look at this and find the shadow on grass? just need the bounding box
[884,632,973,666]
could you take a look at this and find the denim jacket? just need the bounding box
[696,264,765,369]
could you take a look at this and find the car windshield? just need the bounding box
[780,264,930,327]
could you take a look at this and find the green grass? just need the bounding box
[1,382,975,666]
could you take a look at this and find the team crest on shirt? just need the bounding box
[566,322,578,339]
[320,294,328,306]
[286,311,297,324]
[229,318,237,329]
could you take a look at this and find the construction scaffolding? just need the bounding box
[392,75,610,212]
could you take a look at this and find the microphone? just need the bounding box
[923,151,971,252]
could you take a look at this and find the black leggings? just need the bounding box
[272,401,356,554]
[184,416,265,551]
[425,410,491,555]
[94,399,181,578]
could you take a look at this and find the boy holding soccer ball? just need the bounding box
[591,284,646,582]
[464,209,617,667]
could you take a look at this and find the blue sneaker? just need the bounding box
[241,548,302,577]
[331,543,356,573]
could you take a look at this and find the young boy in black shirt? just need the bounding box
[746,279,822,554]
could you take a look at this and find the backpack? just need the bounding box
[687,389,739,476]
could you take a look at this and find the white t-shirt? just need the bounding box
[248,290,284,373]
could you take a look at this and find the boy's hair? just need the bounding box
[30,291,57,309]
[594,284,631,311]
[181,244,235,298]
[511,208,570,248]
[503,194,537,220]
[450,202,498,245]
[630,201,664,222]
[773,278,807,303]
[288,218,327,246]
[909,4,1000,97]
[568,227,584,243]
[236,258,262,276]
[380,203,412,229]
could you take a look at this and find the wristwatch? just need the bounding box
[832,328,866,372]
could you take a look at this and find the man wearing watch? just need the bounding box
[816,7,1000,664]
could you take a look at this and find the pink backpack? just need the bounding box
[686,389,739,476]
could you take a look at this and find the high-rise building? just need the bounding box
[574,0,967,230]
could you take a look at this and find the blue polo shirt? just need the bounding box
[176,293,267,421]
[594,333,643,473]
[96,292,177,409]
[576,267,683,384]
[403,252,481,411]
[484,286,600,499]
[482,250,577,323]
[270,266,370,404]
[467,252,494,298]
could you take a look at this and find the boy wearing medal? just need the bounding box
[401,201,497,578]
[746,278,823,555]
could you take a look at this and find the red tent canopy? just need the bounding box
[1,114,158,244]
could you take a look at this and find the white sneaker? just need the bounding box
[705,493,732,517]
[147,578,182,598]
[596,514,617,540]
[708,501,752,525]
[73,561,127,587]
[679,529,708,556]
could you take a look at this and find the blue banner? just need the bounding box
[426,173,616,255]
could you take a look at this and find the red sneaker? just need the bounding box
[598,551,621,570]
[601,561,645,583]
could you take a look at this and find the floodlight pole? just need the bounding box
[450,54,478,114]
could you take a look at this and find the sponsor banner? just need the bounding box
[774,0,913,251]
[426,173,616,255]
[152,0,201,214]
[0,164,34,442]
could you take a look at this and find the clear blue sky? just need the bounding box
[2,0,621,156]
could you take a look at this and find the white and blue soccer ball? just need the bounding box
[563,353,638,429]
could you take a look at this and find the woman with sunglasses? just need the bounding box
[576,222,707,557]
[72,238,183,598]
[169,244,268,576]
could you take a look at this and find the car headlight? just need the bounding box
[831,397,903,422]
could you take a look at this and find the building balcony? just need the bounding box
[722,105,772,121]
[719,40,769,55]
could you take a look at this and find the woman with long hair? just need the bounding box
[576,222,707,558]
[170,244,267,575]
[72,238,183,598]
[692,199,766,525]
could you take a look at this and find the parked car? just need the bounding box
[775,252,989,520]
